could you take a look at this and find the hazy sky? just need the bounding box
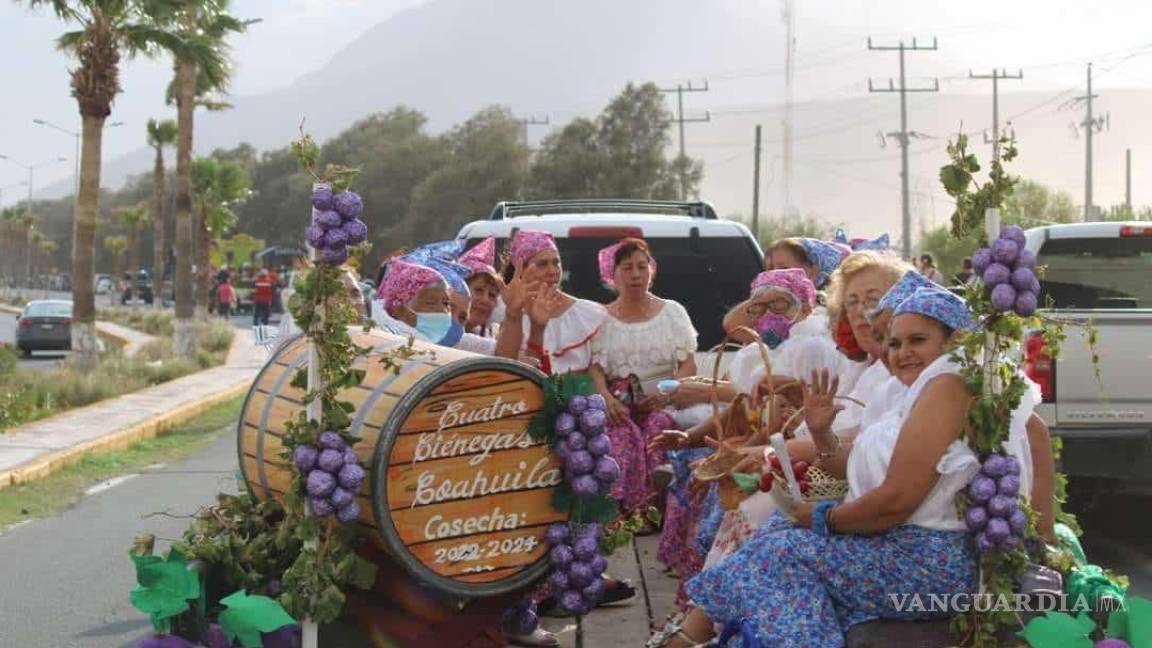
[3,0,1152,205]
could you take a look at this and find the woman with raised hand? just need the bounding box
[587,238,698,523]
[498,230,608,374]
[653,287,987,648]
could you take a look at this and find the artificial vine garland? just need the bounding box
[938,134,1143,648]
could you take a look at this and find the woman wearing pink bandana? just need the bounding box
[587,238,698,520]
[498,229,608,374]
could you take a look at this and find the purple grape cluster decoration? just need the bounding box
[554,393,619,497]
[971,225,1039,316]
[546,522,608,615]
[309,185,367,266]
[499,597,539,637]
[294,431,365,523]
[965,452,1027,552]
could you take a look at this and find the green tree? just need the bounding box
[18,0,170,368]
[747,214,836,250]
[115,201,150,301]
[528,83,700,200]
[406,106,527,243]
[146,117,177,308]
[1100,203,1152,221]
[145,0,246,354]
[191,156,249,313]
[1002,179,1078,227]
[103,233,128,284]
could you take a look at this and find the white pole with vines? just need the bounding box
[301,182,325,648]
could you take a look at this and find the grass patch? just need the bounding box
[0,316,234,431]
[0,396,242,530]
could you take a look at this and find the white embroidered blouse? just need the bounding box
[590,299,698,388]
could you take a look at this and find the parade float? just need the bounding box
[124,131,627,648]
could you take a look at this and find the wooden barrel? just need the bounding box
[238,328,568,598]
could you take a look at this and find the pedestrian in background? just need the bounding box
[918,252,945,284]
[252,269,273,325]
[216,277,237,319]
[954,257,975,287]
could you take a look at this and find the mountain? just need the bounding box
[42,0,1152,241]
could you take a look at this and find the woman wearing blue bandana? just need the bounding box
[656,287,986,648]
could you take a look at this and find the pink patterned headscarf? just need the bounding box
[458,236,497,276]
[508,229,558,267]
[379,259,445,315]
[749,268,816,308]
[597,240,656,287]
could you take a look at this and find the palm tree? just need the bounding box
[17,0,169,369]
[191,156,249,315]
[144,0,246,356]
[103,234,128,300]
[16,210,37,289]
[115,201,150,302]
[145,117,176,309]
[0,208,16,283]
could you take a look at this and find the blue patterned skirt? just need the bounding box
[685,513,977,648]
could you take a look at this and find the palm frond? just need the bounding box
[21,0,81,23]
[56,29,86,51]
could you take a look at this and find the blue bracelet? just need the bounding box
[811,500,837,537]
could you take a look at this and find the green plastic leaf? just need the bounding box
[218,590,297,648]
[1108,596,1152,646]
[1016,611,1095,648]
[731,472,760,494]
[129,549,201,633]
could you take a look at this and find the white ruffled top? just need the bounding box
[845,355,981,531]
[727,313,856,396]
[590,299,697,387]
[522,298,608,375]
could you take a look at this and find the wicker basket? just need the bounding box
[767,461,849,519]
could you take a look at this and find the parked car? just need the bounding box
[1023,222,1152,497]
[15,299,72,357]
[95,274,114,294]
[121,270,154,305]
[455,199,764,351]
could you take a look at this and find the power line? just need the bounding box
[968,68,1024,163]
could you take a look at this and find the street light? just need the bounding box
[0,155,67,287]
[33,118,125,201]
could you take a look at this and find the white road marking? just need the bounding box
[83,474,140,496]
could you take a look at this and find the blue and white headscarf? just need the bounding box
[877,269,940,313]
[401,240,471,296]
[797,238,844,289]
[853,233,890,251]
[893,286,974,331]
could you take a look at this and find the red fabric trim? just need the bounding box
[550,325,601,358]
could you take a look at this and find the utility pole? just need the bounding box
[868,36,939,258]
[969,68,1023,163]
[752,125,762,237]
[1067,63,1107,220]
[660,80,710,200]
[1126,149,1132,212]
[781,0,796,223]
[514,114,549,199]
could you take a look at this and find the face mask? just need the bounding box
[415,312,453,343]
[438,319,465,347]
[754,312,796,349]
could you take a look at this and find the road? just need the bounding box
[0,419,1147,648]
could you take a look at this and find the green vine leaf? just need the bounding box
[218,590,297,648]
[129,549,202,634]
[1016,611,1095,648]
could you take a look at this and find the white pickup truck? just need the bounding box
[1024,222,1152,498]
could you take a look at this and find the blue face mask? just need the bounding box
[438,319,465,347]
[415,312,453,343]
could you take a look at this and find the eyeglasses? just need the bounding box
[745,295,798,317]
[845,295,881,314]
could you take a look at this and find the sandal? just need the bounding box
[645,614,705,648]
[507,626,559,647]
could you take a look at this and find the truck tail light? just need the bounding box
[567,226,642,238]
[1120,225,1152,237]
[1023,330,1054,403]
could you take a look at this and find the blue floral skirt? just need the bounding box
[685,513,978,648]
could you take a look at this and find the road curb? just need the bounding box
[0,381,248,489]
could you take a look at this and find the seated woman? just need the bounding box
[457,236,504,338]
[656,286,985,648]
[372,258,526,357]
[588,238,698,524]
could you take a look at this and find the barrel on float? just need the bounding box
[237,329,568,598]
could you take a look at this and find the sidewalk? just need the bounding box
[0,327,265,487]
